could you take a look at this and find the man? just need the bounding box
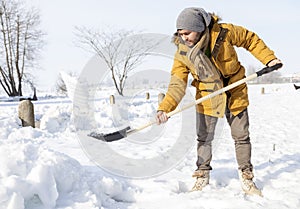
[156,7,282,195]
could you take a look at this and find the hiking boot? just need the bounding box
[238,169,262,196]
[191,170,210,191]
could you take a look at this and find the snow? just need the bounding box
[0,83,300,209]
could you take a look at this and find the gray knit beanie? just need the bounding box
[176,7,211,32]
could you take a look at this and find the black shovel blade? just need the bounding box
[88,126,131,142]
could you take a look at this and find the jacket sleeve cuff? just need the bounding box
[157,93,178,113]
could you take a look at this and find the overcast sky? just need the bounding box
[24,0,300,90]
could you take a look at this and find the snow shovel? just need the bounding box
[89,63,282,142]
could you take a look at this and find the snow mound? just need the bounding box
[39,105,72,133]
[0,135,136,209]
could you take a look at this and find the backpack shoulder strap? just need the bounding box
[211,27,228,59]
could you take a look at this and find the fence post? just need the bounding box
[261,87,265,94]
[146,92,150,100]
[110,95,115,105]
[18,100,35,128]
[32,87,38,101]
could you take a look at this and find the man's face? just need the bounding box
[178,30,201,47]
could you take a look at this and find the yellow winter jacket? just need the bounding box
[158,16,277,117]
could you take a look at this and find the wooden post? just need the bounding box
[261,87,265,94]
[158,93,165,104]
[18,100,35,128]
[32,87,38,101]
[146,92,150,100]
[110,95,115,105]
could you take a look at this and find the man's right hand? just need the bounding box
[156,111,168,125]
[267,58,282,68]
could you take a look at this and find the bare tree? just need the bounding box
[55,73,68,96]
[0,0,44,97]
[75,27,158,96]
[55,71,78,96]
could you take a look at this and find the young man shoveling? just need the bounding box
[156,7,282,195]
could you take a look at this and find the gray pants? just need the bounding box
[196,108,253,171]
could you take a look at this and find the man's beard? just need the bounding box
[185,32,202,48]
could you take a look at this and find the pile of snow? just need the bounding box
[0,83,300,209]
[0,103,137,209]
[0,128,137,209]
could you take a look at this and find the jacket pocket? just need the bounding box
[192,80,226,117]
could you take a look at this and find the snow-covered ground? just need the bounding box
[0,83,300,209]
